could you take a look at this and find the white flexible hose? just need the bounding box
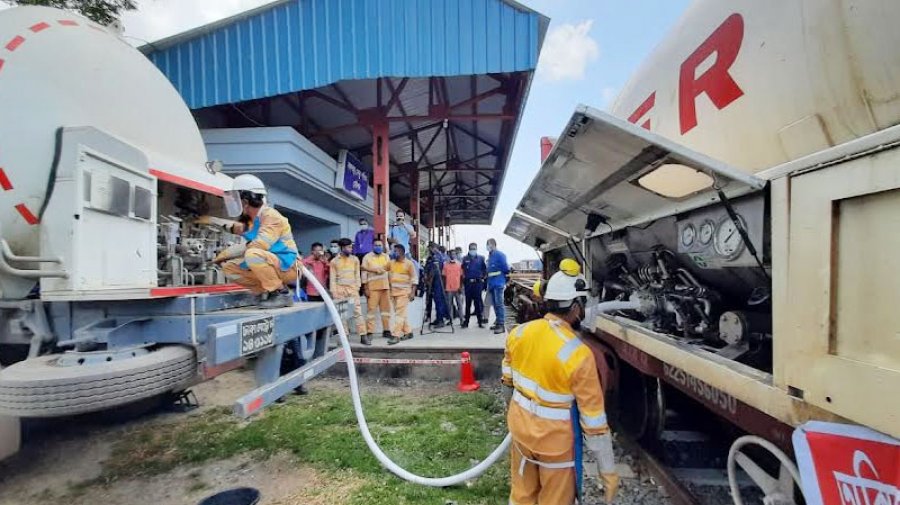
[300,265,512,487]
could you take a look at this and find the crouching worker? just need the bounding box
[502,267,620,505]
[215,174,299,309]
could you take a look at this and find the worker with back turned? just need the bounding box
[502,264,620,505]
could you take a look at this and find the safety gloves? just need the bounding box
[585,432,620,503]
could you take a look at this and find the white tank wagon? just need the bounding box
[0,7,343,457]
[507,1,900,503]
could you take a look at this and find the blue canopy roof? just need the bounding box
[144,0,547,110]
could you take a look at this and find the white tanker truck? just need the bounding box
[507,1,899,503]
[0,6,342,459]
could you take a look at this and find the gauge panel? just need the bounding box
[675,195,764,268]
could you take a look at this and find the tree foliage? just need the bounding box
[8,0,137,26]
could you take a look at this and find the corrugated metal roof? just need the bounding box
[144,0,547,110]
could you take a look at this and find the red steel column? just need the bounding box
[408,164,420,259]
[372,122,390,238]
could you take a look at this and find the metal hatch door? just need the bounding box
[504,211,570,250]
[515,105,766,238]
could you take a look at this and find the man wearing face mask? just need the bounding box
[486,238,510,334]
[330,238,366,343]
[301,242,329,301]
[387,209,416,258]
[215,175,299,308]
[361,238,392,344]
[353,217,374,262]
[502,266,619,505]
[326,240,340,262]
[462,243,487,328]
[387,243,417,345]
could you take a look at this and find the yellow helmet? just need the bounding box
[559,258,581,277]
[532,279,542,298]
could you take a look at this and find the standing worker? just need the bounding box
[215,174,299,308]
[461,243,487,328]
[387,209,417,258]
[330,238,367,344]
[361,238,392,344]
[353,217,374,263]
[442,249,464,324]
[387,243,417,345]
[486,238,510,334]
[301,242,330,301]
[425,242,450,328]
[502,268,620,505]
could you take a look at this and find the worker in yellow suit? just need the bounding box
[330,237,366,343]
[387,243,417,345]
[502,266,620,505]
[215,174,299,308]
[361,237,392,345]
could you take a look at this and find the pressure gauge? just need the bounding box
[681,223,696,248]
[699,219,715,245]
[714,215,746,260]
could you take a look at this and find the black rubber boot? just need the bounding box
[260,288,293,309]
[382,330,392,339]
[361,334,372,346]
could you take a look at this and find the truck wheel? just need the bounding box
[0,345,197,418]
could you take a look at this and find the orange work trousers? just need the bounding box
[223,250,297,294]
[391,293,412,337]
[332,285,366,336]
[508,401,577,505]
[365,288,392,334]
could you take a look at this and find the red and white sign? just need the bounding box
[793,421,900,505]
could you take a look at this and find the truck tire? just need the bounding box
[0,345,197,418]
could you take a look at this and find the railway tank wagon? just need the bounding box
[506,1,900,503]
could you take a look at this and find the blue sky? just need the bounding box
[454,0,693,261]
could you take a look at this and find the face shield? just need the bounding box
[223,190,243,218]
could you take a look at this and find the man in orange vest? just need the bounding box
[502,267,620,504]
[330,238,366,343]
[387,243,418,345]
[361,238,392,344]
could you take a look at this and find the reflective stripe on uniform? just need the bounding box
[259,235,276,245]
[580,411,608,429]
[502,364,512,376]
[488,271,502,277]
[391,283,410,289]
[513,442,575,477]
[556,337,583,363]
[512,391,571,421]
[246,256,266,265]
[511,375,574,405]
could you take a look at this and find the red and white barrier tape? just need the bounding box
[339,356,463,365]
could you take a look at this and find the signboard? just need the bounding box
[793,421,899,505]
[336,150,369,201]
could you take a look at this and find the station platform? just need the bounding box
[332,297,508,382]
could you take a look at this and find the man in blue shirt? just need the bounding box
[353,217,374,262]
[461,242,487,328]
[486,238,510,334]
[424,242,450,328]
[387,209,416,258]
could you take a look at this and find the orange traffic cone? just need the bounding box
[457,351,480,392]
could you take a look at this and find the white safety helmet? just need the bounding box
[543,270,589,309]
[224,174,267,217]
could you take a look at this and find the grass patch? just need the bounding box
[102,386,510,504]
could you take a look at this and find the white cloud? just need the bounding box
[600,86,618,108]
[121,0,274,44]
[537,20,599,81]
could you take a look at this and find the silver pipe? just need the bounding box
[1,240,61,264]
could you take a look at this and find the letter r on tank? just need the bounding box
[679,13,745,134]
